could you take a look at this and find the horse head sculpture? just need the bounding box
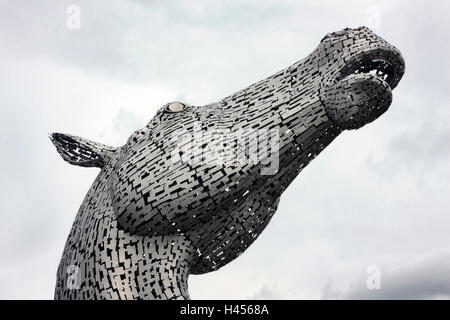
[51,26,404,299]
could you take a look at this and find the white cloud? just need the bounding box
[247,285,283,300]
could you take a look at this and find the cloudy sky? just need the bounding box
[1,0,449,299]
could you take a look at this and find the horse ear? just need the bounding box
[49,133,117,168]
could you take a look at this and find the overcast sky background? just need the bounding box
[0,0,449,299]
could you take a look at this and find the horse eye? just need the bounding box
[165,102,186,113]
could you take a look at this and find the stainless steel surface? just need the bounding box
[50,26,405,300]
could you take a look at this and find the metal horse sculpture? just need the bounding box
[50,27,405,299]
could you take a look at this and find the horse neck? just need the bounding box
[55,168,197,300]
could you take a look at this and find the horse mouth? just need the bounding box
[322,48,405,130]
[342,59,395,86]
[337,50,404,90]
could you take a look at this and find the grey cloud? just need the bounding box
[366,121,450,182]
[0,0,306,94]
[322,253,450,299]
